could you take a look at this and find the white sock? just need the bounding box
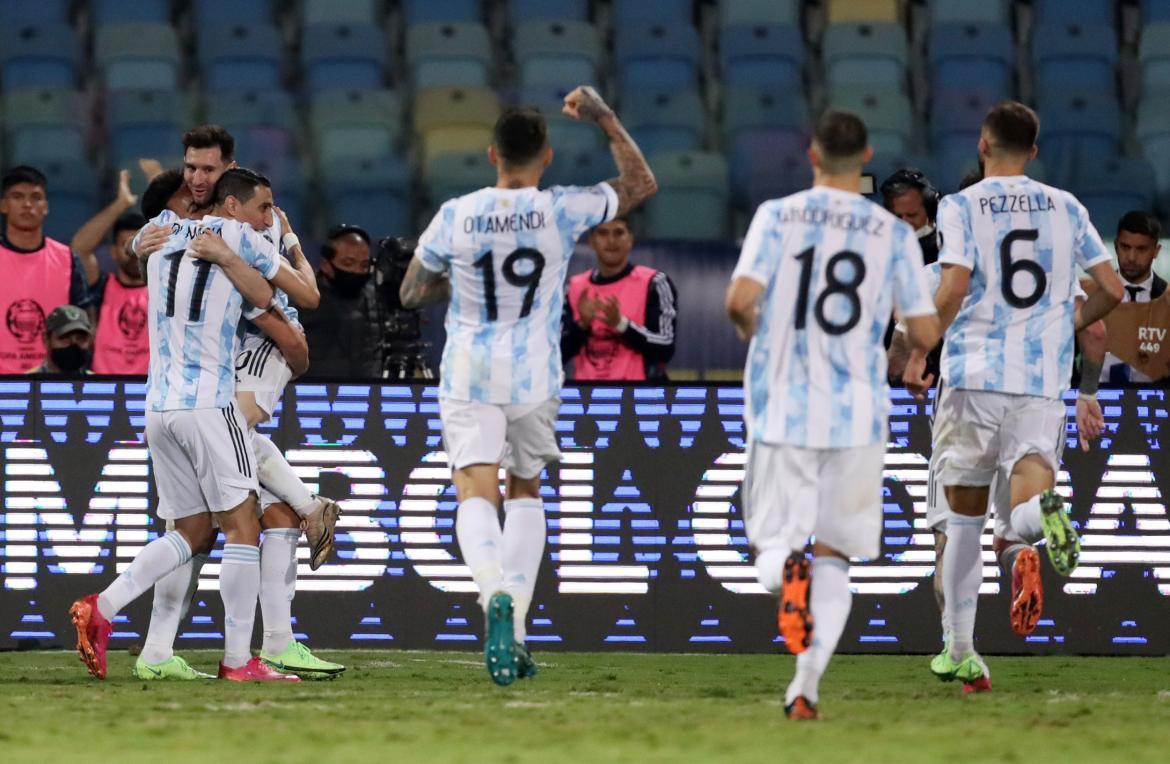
[754,547,789,594]
[260,528,300,655]
[220,543,261,668]
[943,514,987,659]
[97,531,191,621]
[502,498,546,643]
[1010,495,1045,543]
[140,552,208,664]
[455,497,503,611]
[785,557,851,707]
[250,432,315,517]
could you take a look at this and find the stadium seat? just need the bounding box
[406,22,493,89]
[929,23,1014,100]
[929,89,999,148]
[615,22,702,90]
[95,24,182,91]
[310,89,404,163]
[719,0,800,26]
[2,89,87,163]
[105,89,194,168]
[827,87,913,157]
[0,0,68,23]
[508,0,588,24]
[93,0,169,23]
[644,151,730,240]
[414,86,500,164]
[722,88,809,204]
[514,21,602,89]
[722,87,809,141]
[191,0,271,25]
[1032,23,1119,98]
[304,0,377,25]
[0,25,79,90]
[613,0,693,25]
[719,23,805,90]
[1071,157,1157,233]
[928,0,1011,24]
[1139,22,1170,98]
[402,0,480,23]
[199,23,284,91]
[231,126,296,169]
[1136,99,1170,208]
[41,160,99,242]
[302,24,387,93]
[543,111,602,153]
[1147,0,1170,21]
[423,151,494,202]
[823,22,909,92]
[1033,0,1114,26]
[205,90,298,133]
[323,156,411,238]
[621,88,706,154]
[543,149,617,188]
[827,0,900,24]
[1038,93,1123,187]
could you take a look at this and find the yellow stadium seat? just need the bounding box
[419,126,495,165]
[827,0,901,24]
[413,86,499,135]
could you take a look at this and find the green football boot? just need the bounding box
[484,592,518,686]
[1039,489,1080,576]
[930,649,988,684]
[514,642,538,680]
[132,655,214,681]
[260,641,346,679]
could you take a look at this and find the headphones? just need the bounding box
[880,168,939,222]
[320,223,373,263]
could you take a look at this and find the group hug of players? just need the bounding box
[68,85,1123,721]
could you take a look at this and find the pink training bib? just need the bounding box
[92,275,149,375]
[567,265,655,381]
[0,238,73,373]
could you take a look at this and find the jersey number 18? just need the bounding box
[794,247,867,335]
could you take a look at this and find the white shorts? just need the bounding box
[926,457,1018,540]
[438,397,562,480]
[235,333,292,417]
[932,387,1066,488]
[147,404,259,520]
[742,440,887,560]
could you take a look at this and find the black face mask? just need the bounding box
[50,345,91,373]
[330,269,370,298]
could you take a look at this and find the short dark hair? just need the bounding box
[114,211,147,236]
[493,106,548,166]
[141,169,185,219]
[812,109,868,172]
[182,124,235,162]
[1117,210,1162,241]
[982,101,1039,156]
[212,167,270,207]
[2,165,48,193]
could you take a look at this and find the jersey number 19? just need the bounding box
[473,248,546,321]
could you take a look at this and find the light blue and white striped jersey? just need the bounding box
[417,183,618,404]
[734,187,936,449]
[936,176,1112,399]
[242,215,300,335]
[137,210,280,411]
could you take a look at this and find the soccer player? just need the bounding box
[399,86,657,685]
[70,169,306,682]
[726,109,940,720]
[901,101,1124,687]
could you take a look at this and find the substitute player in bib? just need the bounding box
[69,169,306,682]
[902,101,1124,687]
[400,87,657,686]
[726,110,940,721]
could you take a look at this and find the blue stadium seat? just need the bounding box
[509,0,588,24]
[231,127,296,169]
[1136,99,1170,208]
[105,89,193,167]
[42,160,99,241]
[1038,93,1123,187]
[205,90,298,133]
[199,24,284,91]
[514,21,602,89]
[192,0,271,25]
[1139,22,1170,98]
[543,149,617,188]
[543,112,602,153]
[615,22,701,89]
[423,151,493,202]
[621,88,706,154]
[1147,0,1170,21]
[1033,0,1114,26]
[2,89,87,164]
[0,25,79,90]
[305,0,377,25]
[929,23,1014,100]
[8,127,85,164]
[828,87,913,157]
[730,130,808,206]
[93,0,169,23]
[403,0,480,23]
[406,22,493,89]
[929,90,999,148]
[644,151,730,240]
[0,0,68,23]
[719,24,805,89]
[1032,23,1119,98]
[302,24,387,93]
[722,87,809,140]
[929,0,1011,24]
[720,0,800,26]
[614,0,693,25]
[95,24,182,91]
[823,22,908,92]
[323,157,411,238]
[1072,157,1157,233]
[310,89,404,163]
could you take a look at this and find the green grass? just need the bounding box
[2,650,1168,763]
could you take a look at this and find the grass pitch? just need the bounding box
[1,650,1168,763]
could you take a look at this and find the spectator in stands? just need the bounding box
[300,224,384,378]
[71,170,150,375]
[880,168,940,264]
[562,218,678,380]
[0,166,92,374]
[1100,211,1168,384]
[25,305,93,376]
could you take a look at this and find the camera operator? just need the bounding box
[880,168,940,264]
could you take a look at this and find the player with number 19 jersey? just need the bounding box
[734,187,936,449]
[937,176,1112,398]
[416,183,619,404]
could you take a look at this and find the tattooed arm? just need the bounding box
[562,86,658,216]
[399,256,451,309]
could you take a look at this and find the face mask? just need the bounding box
[916,222,936,240]
[330,269,370,298]
[50,344,91,373]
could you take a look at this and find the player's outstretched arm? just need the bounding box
[562,86,658,216]
[1077,261,1125,330]
[399,256,450,309]
[72,169,137,287]
[250,307,309,377]
[725,276,763,340]
[887,327,911,381]
[272,207,320,309]
[188,232,276,311]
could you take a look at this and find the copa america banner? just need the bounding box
[1,381,1167,655]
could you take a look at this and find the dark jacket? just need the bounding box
[299,271,384,379]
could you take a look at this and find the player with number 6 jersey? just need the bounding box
[726,109,940,721]
[400,88,657,688]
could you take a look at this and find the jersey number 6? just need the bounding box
[473,248,546,322]
[1000,228,1046,309]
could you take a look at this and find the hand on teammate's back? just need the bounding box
[562,85,613,123]
[134,225,171,257]
[188,232,234,265]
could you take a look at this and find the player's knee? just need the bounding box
[220,494,261,545]
[504,473,541,501]
[174,515,216,553]
[260,502,299,530]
